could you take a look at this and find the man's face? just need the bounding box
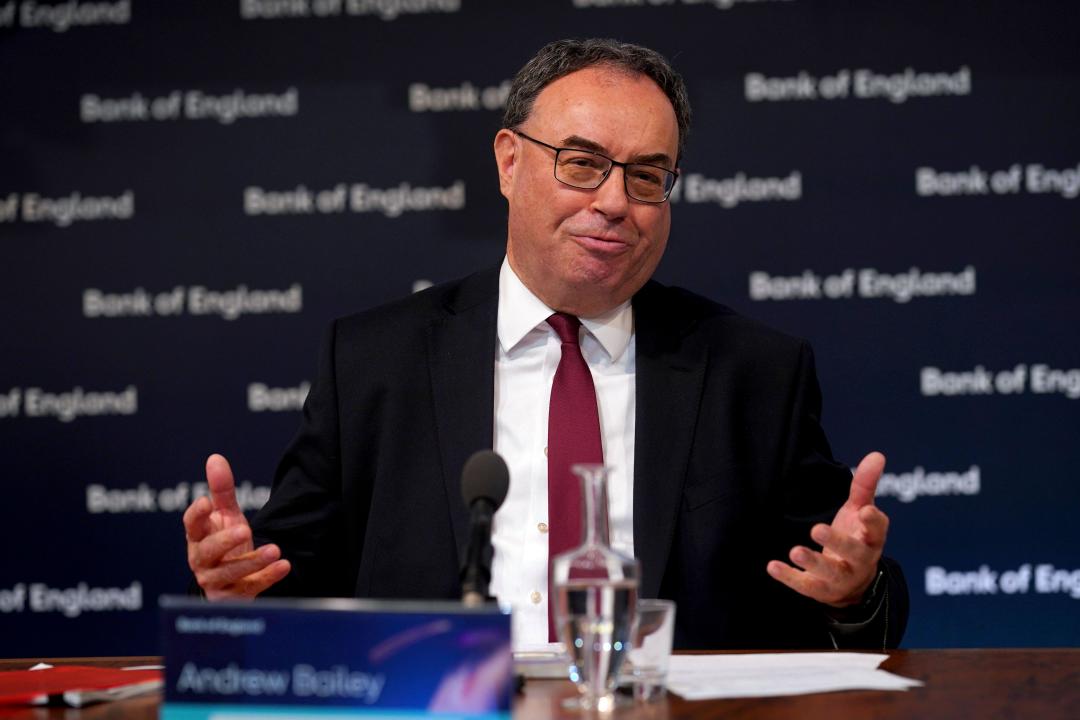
[494,66,679,317]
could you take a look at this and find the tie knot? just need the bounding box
[546,312,582,345]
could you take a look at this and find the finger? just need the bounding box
[189,524,252,571]
[769,558,867,607]
[232,559,292,599]
[766,560,832,602]
[183,495,215,543]
[197,544,281,591]
[847,451,886,508]
[206,453,243,517]
[811,523,878,566]
[857,505,890,547]
[788,545,845,585]
[205,559,291,601]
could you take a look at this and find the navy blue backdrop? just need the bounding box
[1,0,1078,655]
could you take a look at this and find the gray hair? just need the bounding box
[502,38,692,160]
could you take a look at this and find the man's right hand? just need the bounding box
[183,454,291,600]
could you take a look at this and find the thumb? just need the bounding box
[206,453,243,518]
[848,451,885,508]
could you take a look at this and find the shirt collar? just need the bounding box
[497,257,634,362]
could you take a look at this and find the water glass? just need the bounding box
[625,598,675,702]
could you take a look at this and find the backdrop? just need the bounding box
[1,0,1078,656]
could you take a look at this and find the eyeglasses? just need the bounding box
[513,130,678,204]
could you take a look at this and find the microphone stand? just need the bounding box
[461,498,495,607]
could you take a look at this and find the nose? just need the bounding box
[589,165,630,219]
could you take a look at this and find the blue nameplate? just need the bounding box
[160,596,512,719]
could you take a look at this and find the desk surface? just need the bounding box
[1,650,1077,719]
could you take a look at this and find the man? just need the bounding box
[184,39,908,650]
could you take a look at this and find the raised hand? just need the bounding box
[767,452,890,607]
[183,453,290,599]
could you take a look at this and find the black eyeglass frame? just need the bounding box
[512,129,679,204]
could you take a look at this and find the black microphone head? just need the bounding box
[461,450,509,510]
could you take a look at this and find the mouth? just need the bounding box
[569,233,632,255]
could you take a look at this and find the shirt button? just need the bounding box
[538,522,549,534]
[543,446,548,457]
[530,590,542,604]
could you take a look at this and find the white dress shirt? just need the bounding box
[490,257,636,652]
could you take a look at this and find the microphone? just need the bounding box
[460,450,510,607]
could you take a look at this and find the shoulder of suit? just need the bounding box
[331,266,499,340]
[637,279,810,354]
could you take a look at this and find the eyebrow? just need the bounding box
[560,134,674,169]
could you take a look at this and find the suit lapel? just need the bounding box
[428,268,500,568]
[633,282,707,598]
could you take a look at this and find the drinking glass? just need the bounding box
[624,598,676,702]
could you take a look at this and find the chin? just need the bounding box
[566,258,622,288]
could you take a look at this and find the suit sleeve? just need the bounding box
[780,341,910,649]
[826,557,910,649]
[250,319,356,598]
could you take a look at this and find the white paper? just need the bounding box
[666,652,923,700]
[63,679,164,708]
[513,650,571,679]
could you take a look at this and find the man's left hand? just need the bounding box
[766,451,889,608]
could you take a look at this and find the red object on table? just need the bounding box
[0,665,162,705]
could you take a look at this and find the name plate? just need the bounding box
[160,596,512,719]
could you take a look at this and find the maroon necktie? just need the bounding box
[546,312,604,640]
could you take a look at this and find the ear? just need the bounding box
[493,129,519,200]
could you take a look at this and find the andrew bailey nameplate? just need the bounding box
[160,597,512,719]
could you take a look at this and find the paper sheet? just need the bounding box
[666,652,923,700]
[513,651,571,679]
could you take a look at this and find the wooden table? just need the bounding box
[1,650,1077,719]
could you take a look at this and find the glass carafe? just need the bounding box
[551,464,640,711]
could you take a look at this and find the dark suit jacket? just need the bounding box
[251,266,908,649]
